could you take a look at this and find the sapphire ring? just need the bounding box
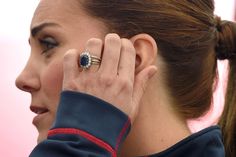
[79,51,101,69]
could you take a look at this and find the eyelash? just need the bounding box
[39,37,59,54]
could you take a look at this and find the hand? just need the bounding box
[62,33,157,123]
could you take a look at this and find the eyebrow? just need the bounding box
[31,22,60,37]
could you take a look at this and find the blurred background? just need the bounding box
[0,0,235,156]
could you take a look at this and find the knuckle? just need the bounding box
[121,39,135,54]
[118,77,132,90]
[98,75,115,86]
[105,33,121,45]
[63,49,77,62]
[86,38,103,48]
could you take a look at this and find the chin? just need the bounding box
[37,130,49,144]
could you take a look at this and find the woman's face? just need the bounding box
[15,0,107,143]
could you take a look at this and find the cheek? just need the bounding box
[41,60,64,106]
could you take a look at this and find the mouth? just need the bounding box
[30,106,49,126]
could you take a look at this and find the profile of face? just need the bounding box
[15,0,107,143]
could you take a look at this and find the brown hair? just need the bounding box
[80,1,236,156]
[217,19,236,157]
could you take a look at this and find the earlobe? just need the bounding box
[130,34,158,73]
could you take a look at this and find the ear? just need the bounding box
[130,34,158,74]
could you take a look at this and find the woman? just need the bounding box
[15,0,235,157]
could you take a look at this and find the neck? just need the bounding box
[119,77,191,157]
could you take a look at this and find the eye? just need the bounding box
[39,37,59,54]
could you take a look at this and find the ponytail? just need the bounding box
[216,17,236,157]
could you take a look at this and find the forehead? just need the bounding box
[31,0,83,28]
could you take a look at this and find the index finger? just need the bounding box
[63,49,80,90]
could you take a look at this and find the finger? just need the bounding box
[83,38,103,73]
[63,49,80,90]
[131,66,157,118]
[118,38,136,82]
[99,34,121,75]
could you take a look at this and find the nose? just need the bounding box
[15,61,40,93]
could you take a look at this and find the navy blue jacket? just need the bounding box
[29,91,225,157]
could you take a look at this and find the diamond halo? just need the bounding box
[79,52,101,69]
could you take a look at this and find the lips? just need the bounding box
[30,106,49,114]
[30,106,49,126]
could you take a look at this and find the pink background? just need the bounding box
[0,1,235,156]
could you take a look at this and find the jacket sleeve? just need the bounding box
[29,91,131,157]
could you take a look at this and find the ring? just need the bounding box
[79,51,101,69]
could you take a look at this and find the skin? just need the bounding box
[15,0,109,143]
[16,0,191,156]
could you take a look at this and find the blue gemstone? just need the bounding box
[80,55,89,67]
